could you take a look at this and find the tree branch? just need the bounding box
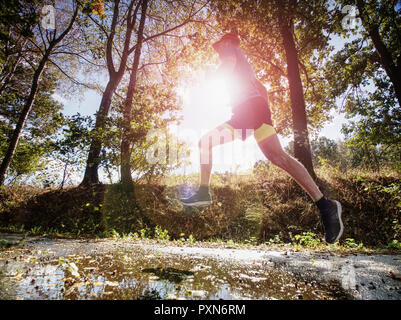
[48,58,95,89]
[128,8,206,56]
[52,50,104,67]
[247,50,287,77]
[298,58,318,99]
[106,0,121,76]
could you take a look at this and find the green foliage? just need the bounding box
[343,238,363,249]
[140,228,147,239]
[327,1,401,168]
[267,234,286,246]
[1,165,400,248]
[188,234,196,244]
[55,114,93,159]
[154,225,170,241]
[0,0,400,255]
[47,114,94,187]
[310,137,340,167]
[98,84,190,184]
[359,180,401,241]
[387,240,401,249]
[0,68,66,183]
[0,184,105,236]
[111,229,120,238]
[294,232,322,247]
[82,0,106,19]
[212,0,340,136]
[0,0,39,42]
[287,136,401,173]
[29,226,42,235]
[244,236,258,245]
[101,183,153,236]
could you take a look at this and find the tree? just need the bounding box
[355,0,401,107]
[0,0,79,185]
[326,0,401,167]
[213,0,341,178]
[52,114,93,188]
[120,0,148,188]
[0,67,65,184]
[81,0,209,185]
[310,137,340,167]
[97,82,189,186]
[131,132,190,184]
[80,0,142,185]
[277,0,315,177]
[0,0,36,97]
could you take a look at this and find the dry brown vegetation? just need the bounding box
[0,167,400,247]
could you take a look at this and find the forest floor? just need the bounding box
[0,232,400,300]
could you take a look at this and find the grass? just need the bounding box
[0,223,398,255]
[0,166,400,253]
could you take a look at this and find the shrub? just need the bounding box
[0,167,399,247]
[294,232,321,247]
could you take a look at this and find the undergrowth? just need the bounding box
[0,166,400,250]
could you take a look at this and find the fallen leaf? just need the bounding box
[66,262,80,278]
[105,281,119,287]
[191,290,206,298]
[389,271,401,281]
[84,267,98,271]
[71,282,86,289]
[10,272,23,280]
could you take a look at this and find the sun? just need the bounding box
[203,76,230,108]
[174,72,270,175]
[176,71,232,131]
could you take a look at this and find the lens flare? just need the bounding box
[203,75,230,108]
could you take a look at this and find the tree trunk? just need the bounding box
[60,161,69,189]
[279,17,316,179]
[80,0,139,186]
[120,0,148,187]
[81,79,118,185]
[369,26,401,106]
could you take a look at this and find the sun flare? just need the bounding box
[203,76,230,108]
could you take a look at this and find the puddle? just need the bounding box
[0,238,349,300]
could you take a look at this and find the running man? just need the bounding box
[180,33,343,244]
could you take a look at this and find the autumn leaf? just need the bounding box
[389,271,401,281]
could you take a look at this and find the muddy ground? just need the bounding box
[0,233,400,300]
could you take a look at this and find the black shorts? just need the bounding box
[224,96,275,142]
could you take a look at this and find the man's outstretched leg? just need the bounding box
[181,124,237,207]
[257,134,344,244]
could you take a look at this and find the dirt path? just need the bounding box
[0,233,400,300]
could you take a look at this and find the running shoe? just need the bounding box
[180,189,212,207]
[319,199,344,244]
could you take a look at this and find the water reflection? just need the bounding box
[0,245,349,300]
[142,267,194,283]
